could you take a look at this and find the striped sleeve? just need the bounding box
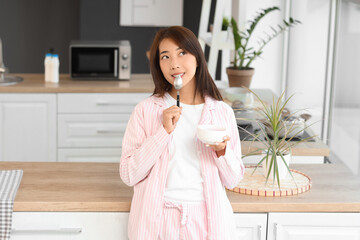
[119,101,170,186]
[212,104,245,189]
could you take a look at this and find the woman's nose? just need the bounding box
[170,58,180,69]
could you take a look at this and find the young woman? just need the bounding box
[120,26,244,240]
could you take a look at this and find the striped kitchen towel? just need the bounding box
[0,170,23,240]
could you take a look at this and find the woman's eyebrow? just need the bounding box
[160,47,182,55]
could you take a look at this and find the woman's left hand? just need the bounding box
[206,136,230,157]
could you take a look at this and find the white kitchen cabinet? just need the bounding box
[11,211,360,240]
[267,213,360,240]
[0,94,56,162]
[234,213,267,240]
[57,93,149,162]
[11,212,129,240]
[119,0,183,27]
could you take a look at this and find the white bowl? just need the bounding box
[197,125,227,144]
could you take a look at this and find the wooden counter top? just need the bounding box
[0,74,154,93]
[1,162,359,213]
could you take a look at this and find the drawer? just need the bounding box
[58,114,129,147]
[11,212,129,240]
[58,93,150,113]
[58,148,122,162]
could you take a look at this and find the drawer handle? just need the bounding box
[12,227,82,234]
[97,129,124,134]
[274,222,278,240]
[257,225,262,240]
[96,101,127,106]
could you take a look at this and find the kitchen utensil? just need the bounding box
[0,38,23,86]
[174,74,182,107]
[197,125,226,144]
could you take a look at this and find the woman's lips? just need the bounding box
[171,73,184,78]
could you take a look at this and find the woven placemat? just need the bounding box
[227,166,312,197]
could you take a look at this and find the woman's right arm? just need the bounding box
[119,103,170,187]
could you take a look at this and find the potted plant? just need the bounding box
[225,6,301,88]
[240,90,314,189]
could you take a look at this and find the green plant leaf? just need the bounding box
[228,6,301,69]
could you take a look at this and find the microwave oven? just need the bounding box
[69,40,131,80]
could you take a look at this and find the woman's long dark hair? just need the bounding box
[149,26,223,101]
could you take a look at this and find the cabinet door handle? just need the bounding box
[96,129,124,134]
[257,225,262,240]
[96,101,126,106]
[12,227,82,234]
[274,222,278,240]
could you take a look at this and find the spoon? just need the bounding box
[174,75,183,107]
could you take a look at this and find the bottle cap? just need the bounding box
[45,53,52,57]
[52,54,59,58]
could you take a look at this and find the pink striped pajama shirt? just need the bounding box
[119,94,245,240]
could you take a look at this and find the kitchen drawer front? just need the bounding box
[11,212,129,240]
[58,148,122,162]
[58,114,129,148]
[58,93,150,113]
[267,213,360,240]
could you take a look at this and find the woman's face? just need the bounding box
[158,38,197,90]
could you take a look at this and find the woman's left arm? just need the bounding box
[210,105,245,189]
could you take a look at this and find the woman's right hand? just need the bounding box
[162,105,182,134]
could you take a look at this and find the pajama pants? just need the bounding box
[158,201,208,240]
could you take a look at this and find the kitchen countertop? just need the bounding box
[1,162,359,213]
[0,74,154,93]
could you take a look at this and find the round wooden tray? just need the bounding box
[227,166,312,197]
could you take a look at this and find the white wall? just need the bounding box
[236,0,284,96]
[286,0,331,137]
[329,1,360,173]
[334,1,360,108]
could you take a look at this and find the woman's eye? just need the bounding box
[161,55,169,60]
[179,51,186,56]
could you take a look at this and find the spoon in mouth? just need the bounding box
[174,75,183,107]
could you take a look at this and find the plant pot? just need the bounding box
[226,67,255,88]
[262,153,291,180]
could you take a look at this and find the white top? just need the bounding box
[163,92,205,204]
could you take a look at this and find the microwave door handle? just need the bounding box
[114,49,118,77]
